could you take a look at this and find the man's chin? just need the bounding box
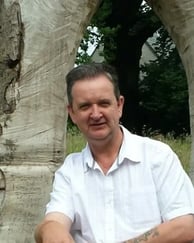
[88,130,109,141]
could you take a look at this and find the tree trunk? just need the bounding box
[0,0,100,242]
[147,0,194,183]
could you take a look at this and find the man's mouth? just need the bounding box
[90,122,105,127]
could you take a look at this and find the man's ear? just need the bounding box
[118,95,124,117]
[67,105,76,124]
[118,95,124,108]
[119,95,124,106]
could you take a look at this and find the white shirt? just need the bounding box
[46,126,194,243]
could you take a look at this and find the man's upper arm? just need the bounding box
[151,144,194,220]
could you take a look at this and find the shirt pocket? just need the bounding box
[124,187,162,229]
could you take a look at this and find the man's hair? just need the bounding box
[66,62,120,105]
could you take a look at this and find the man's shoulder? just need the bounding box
[121,125,173,164]
[123,126,170,150]
[58,146,90,174]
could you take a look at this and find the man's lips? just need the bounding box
[90,122,106,127]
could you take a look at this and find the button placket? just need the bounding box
[104,174,115,242]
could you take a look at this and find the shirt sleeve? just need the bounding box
[151,142,194,221]
[45,159,75,222]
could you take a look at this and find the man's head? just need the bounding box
[66,62,124,143]
[66,63,120,106]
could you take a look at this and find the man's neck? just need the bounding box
[89,127,123,173]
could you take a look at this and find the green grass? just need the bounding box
[66,126,86,155]
[153,134,191,172]
[66,128,191,172]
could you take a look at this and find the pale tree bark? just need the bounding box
[0,0,100,242]
[147,0,194,183]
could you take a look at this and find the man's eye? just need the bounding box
[100,102,110,107]
[80,104,90,110]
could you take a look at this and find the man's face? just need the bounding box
[68,75,124,142]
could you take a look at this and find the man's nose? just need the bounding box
[90,105,102,119]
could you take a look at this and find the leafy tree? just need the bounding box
[76,26,101,65]
[139,27,189,135]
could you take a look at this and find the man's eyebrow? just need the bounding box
[77,99,112,108]
[78,102,91,108]
[98,98,111,102]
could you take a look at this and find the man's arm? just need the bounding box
[126,215,194,243]
[34,212,74,243]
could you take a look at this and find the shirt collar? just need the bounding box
[118,125,142,164]
[82,125,142,171]
[82,144,95,172]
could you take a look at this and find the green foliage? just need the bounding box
[76,0,114,65]
[91,0,113,28]
[66,124,86,155]
[75,27,101,65]
[100,26,119,62]
[139,27,189,135]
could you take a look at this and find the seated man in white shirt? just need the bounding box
[35,63,194,243]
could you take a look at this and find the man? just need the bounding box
[35,63,194,243]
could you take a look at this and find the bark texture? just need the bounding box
[148,0,194,183]
[0,0,100,242]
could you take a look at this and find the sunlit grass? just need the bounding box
[66,126,86,155]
